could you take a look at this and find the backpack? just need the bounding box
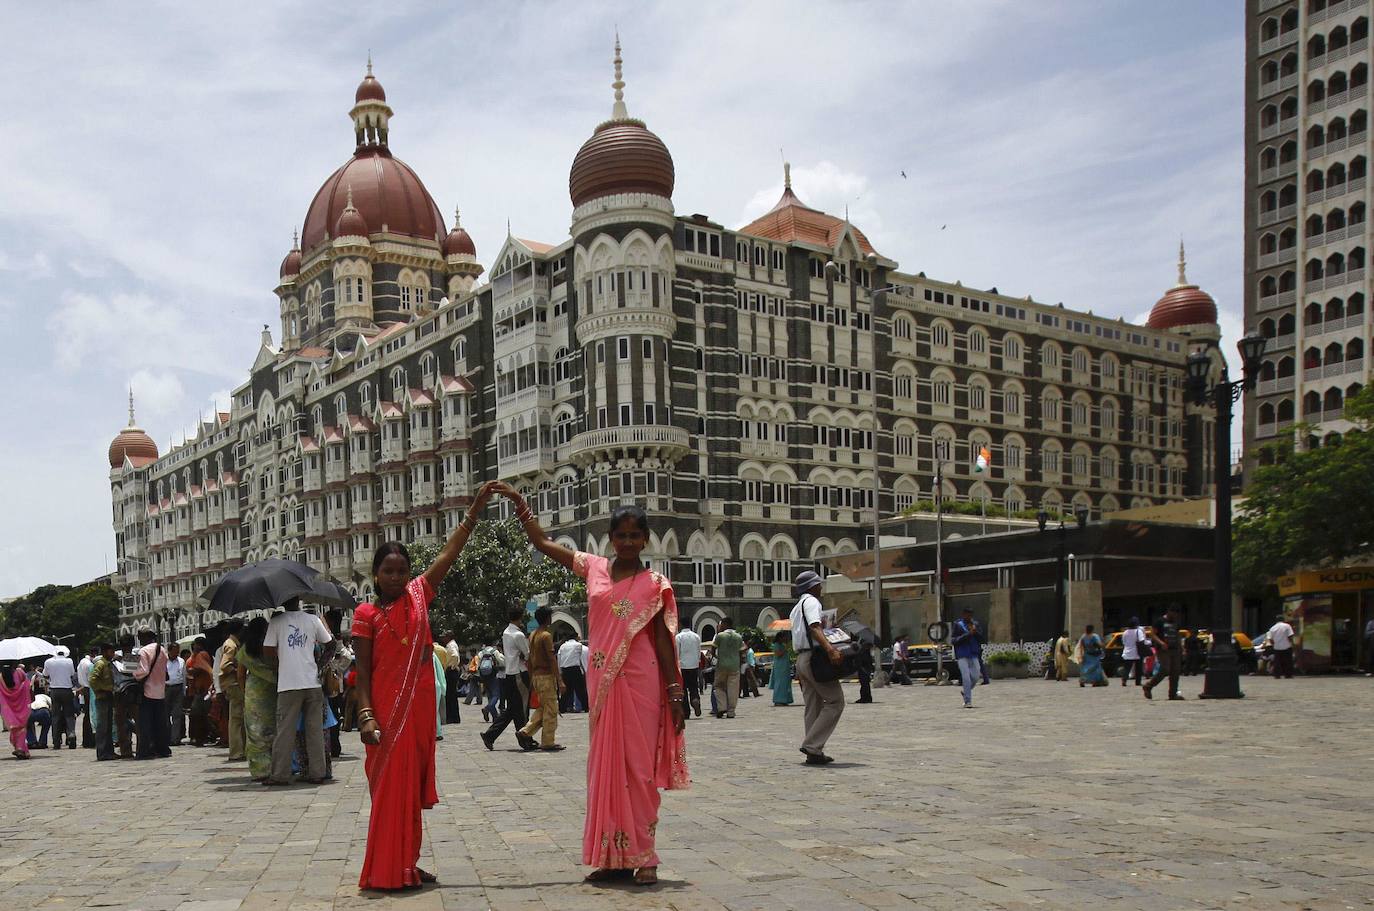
[478,651,496,678]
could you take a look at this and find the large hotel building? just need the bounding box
[1245,0,1372,455]
[107,47,1222,640]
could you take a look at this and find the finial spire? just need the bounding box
[1177,238,1188,286]
[453,206,461,227]
[346,183,355,210]
[128,386,136,427]
[367,51,373,76]
[291,227,299,250]
[784,161,792,190]
[611,33,628,120]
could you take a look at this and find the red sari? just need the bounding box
[352,576,438,890]
[574,552,690,869]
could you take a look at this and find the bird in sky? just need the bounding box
[940,224,947,230]
[900,170,907,178]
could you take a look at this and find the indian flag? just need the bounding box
[974,446,991,473]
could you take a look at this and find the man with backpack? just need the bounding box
[133,628,171,759]
[475,639,503,720]
[88,642,116,761]
[111,635,141,759]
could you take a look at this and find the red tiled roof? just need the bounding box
[516,237,556,255]
[439,374,474,394]
[299,435,319,453]
[738,186,876,256]
[295,347,330,358]
[128,455,157,469]
[379,401,404,419]
[407,388,435,407]
[347,414,378,433]
[322,425,345,444]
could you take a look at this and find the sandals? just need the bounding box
[584,868,633,883]
[634,867,659,886]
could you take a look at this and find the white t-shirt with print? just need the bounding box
[264,610,333,692]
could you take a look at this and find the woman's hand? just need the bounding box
[360,718,383,745]
[668,699,685,733]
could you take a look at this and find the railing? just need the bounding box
[567,424,691,462]
[1304,365,1323,382]
[492,320,551,358]
[1323,407,1348,422]
[1256,421,1277,439]
[497,448,555,477]
[497,385,553,413]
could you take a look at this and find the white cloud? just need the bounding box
[128,368,187,420]
[47,290,244,378]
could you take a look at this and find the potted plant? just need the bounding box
[986,650,1032,679]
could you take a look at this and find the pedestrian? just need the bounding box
[42,646,78,750]
[770,631,794,706]
[353,483,493,891]
[133,629,171,758]
[518,606,566,751]
[443,631,463,724]
[432,642,447,740]
[675,624,703,718]
[480,606,531,751]
[740,643,760,698]
[1365,616,1374,676]
[1143,606,1185,701]
[499,488,688,887]
[27,690,52,749]
[112,635,140,759]
[218,619,247,761]
[1266,613,1298,679]
[324,609,353,757]
[1077,625,1108,687]
[343,662,358,730]
[791,570,845,764]
[77,644,96,748]
[890,634,911,685]
[236,617,277,782]
[975,625,992,686]
[855,644,874,703]
[557,633,587,714]
[950,608,982,708]
[88,642,116,760]
[263,597,333,785]
[186,639,215,746]
[712,621,745,718]
[462,653,482,706]
[1120,617,1151,687]
[1053,630,1072,681]
[165,647,187,745]
[476,638,503,722]
[1,665,32,759]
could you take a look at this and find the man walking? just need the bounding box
[518,607,564,751]
[481,607,531,751]
[712,621,745,719]
[951,608,982,708]
[791,571,844,764]
[557,633,587,713]
[133,629,171,759]
[1143,606,1185,700]
[77,644,96,748]
[218,619,247,760]
[165,647,187,745]
[476,638,504,721]
[263,599,333,784]
[1266,613,1298,679]
[443,630,463,724]
[1120,617,1150,687]
[675,624,703,718]
[1053,630,1073,681]
[42,646,78,750]
[89,642,116,761]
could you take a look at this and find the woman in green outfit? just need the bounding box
[770,631,794,706]
[236,617,278,781]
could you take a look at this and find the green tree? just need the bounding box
[1233,384,1374,595]
[0,583,118,650]
[407,518,577,645]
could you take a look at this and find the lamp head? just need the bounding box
[824,261,839,280]
[1238,333,1267,388]
[1074,504,1089,527]
[865,252,878,268]
[1185,349,1211,404]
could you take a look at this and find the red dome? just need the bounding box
[569,118,674,208]
[1147,285,1218,330]
[300,147,445,252]
[279,247,302,278]
[334,203,369,238]
[443,225,476,257]
[356,72,386,103]
[109,426,158,468]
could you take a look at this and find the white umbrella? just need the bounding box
[0,636,58,662]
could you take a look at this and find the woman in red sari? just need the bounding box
[496,483,688,886]
[352,481,495,891]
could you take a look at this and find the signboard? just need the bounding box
[1276,567,1374,597]
[927,621,948,642]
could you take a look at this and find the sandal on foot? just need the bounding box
[414,867,438,884]
[584,868,633,883]
[634,867,659,886]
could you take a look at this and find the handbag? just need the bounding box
[808,628,864,683]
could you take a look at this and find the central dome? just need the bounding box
[1147,242,1218,330]
[300,148,445,252]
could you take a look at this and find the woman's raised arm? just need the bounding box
[491,481,576,571]
[422,481,497,592]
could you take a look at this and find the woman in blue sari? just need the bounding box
[770,632,794,705]
[1078,625,1108,687]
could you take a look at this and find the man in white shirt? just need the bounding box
[790,571,844,764]
[675,626,703,718]
[1120,617,1151,687]
[263,600,334,784]
[76,645,96,748]
[165,647,187,745]
[42,647,79,750]
[557,634,588,713]
[1266,614,1298,679]
[481,607,531,750]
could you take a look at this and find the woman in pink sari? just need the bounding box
[352,481,495,891]
[1,665,32,759]
[496,484,689,886]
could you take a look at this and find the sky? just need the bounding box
[0,0,1244,597]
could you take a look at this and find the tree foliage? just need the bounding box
[0,583,119,649]
[407,518,580,645]
[1234,384,1374,595]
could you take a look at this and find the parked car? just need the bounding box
[881,644,961,684]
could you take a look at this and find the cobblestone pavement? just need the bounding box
[1,675,1371,910]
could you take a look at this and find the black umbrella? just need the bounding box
[200,559,357,615]
[840,617,878,648]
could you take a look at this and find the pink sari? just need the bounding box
[351,576,438,890]
[574,552,690,869]
[1,668,31,757]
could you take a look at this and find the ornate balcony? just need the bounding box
[566,424,691,467]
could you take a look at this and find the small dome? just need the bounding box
[356,59,386,103]
[442,208,476,256]
[279,231,302,278]
[334,195,369,238]
[110,391,159,468]
[1147,242,1218,330]
[570,119,675,208]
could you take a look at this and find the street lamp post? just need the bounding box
[1039,505,1088,637]
[1187,332,1267,700]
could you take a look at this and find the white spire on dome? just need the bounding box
[128,386,136,427]
[367,50,373,77]
[611,32,628,120]
[1176,238,1188,286]
[345,184,356,212]
[453,205,462,227]
[291,228,299,251]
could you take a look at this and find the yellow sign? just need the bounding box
[1277,567,1374,597]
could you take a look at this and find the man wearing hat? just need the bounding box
[950,607,982,708]
[42,646,79,750]
[790,571,845,765]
